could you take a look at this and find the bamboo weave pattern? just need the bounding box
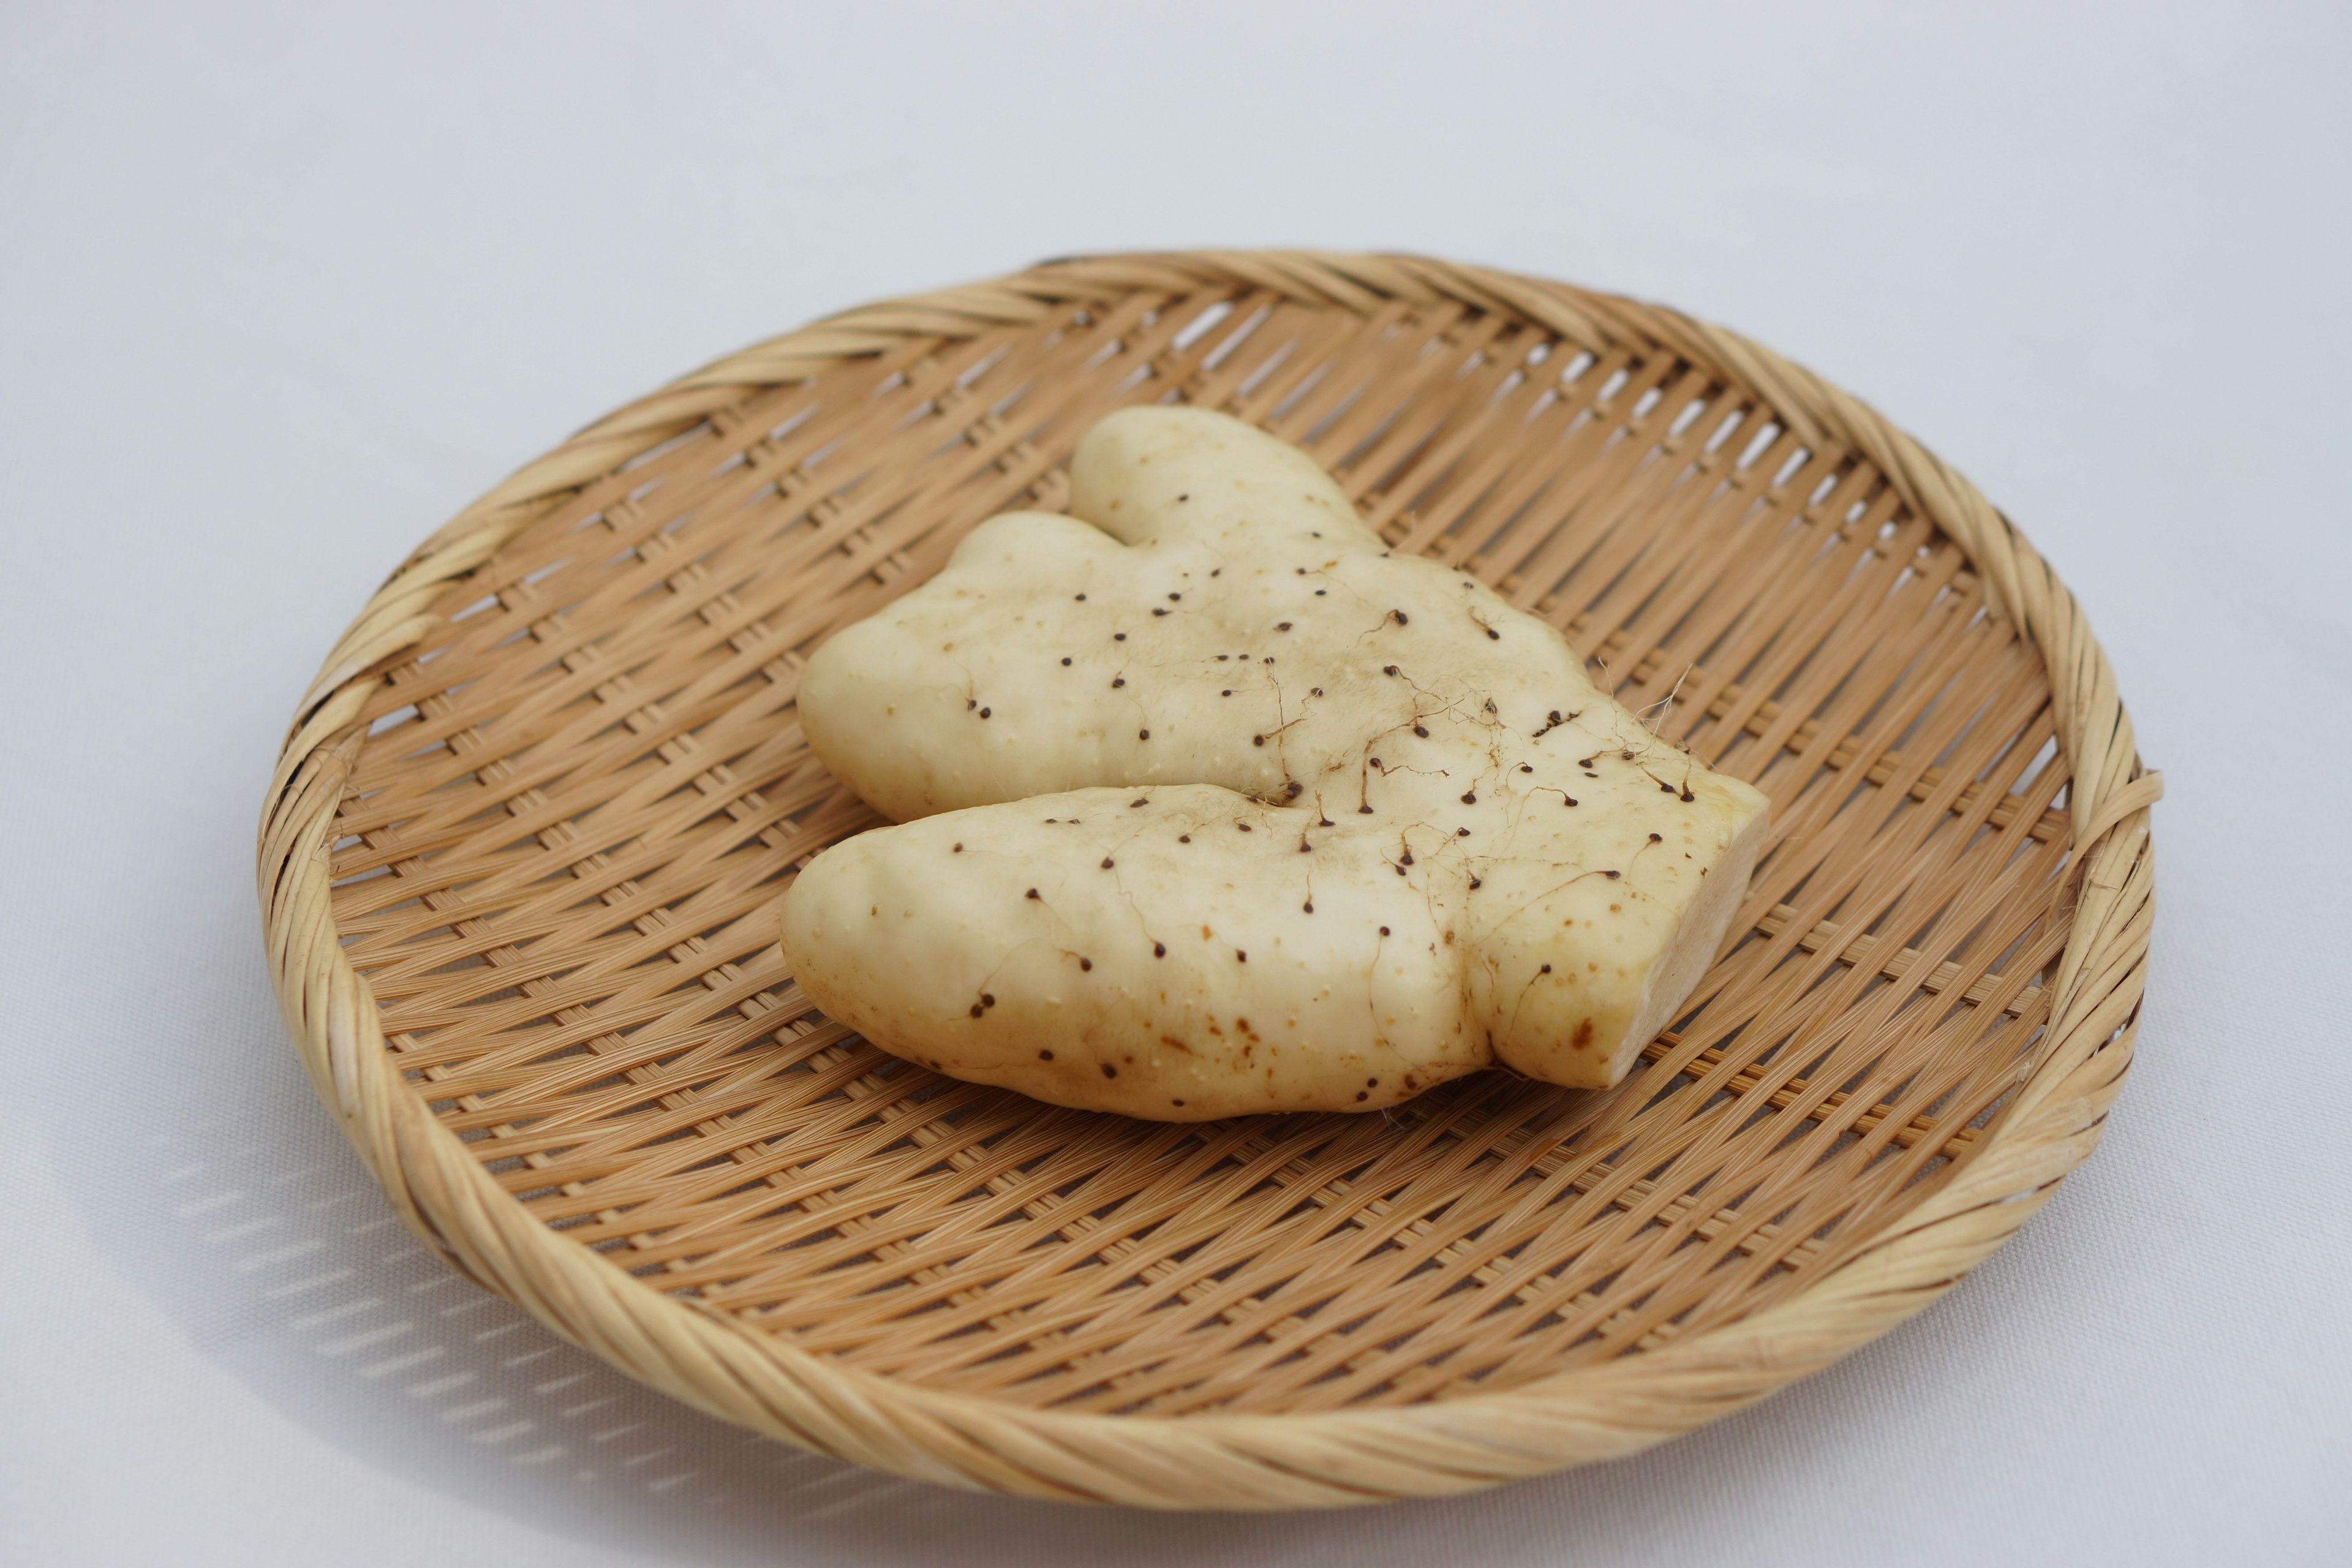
[258,252,2157,1507]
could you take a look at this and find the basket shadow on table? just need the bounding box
[75,935,1950,1567]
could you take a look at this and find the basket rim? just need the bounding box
[256,249,2158,1509]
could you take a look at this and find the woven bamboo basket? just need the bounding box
[258,251,2158,1509]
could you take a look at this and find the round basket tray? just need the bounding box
[259,251,2158,1509]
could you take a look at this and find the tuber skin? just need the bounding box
[783,407,1768,1119]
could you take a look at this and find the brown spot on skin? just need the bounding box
[978,707,990,718]
[1303,901,1314,913]
[1131,798,1148,808]
[952,843,962,852]
[1060,657,1072,666]
[981,994,993,1006]
[1178,834,1191,843]
[1112,677,1125,688]
[1378,925,1390,936]
[1540,963,1552,974]
[1356,1091,1368,1101]
[1572,1020,1595,1049]
[1101,1063,1117,1078]
[1025,888,1040,899]
[1153,941,1166,957]
[1101,857,1115,869]
[1139,729,1151,739]
[970,1004,984,1017]
[1039,1049,1054,1060]
[1461,791,1477,804]
[1277,622,1292,631]
[1171,1098,1185,1106]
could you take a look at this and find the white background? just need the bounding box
[4,3,2348,1563]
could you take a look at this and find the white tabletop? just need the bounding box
[5,4,2348,1562]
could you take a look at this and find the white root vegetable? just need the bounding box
[784,407,1769,1118]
